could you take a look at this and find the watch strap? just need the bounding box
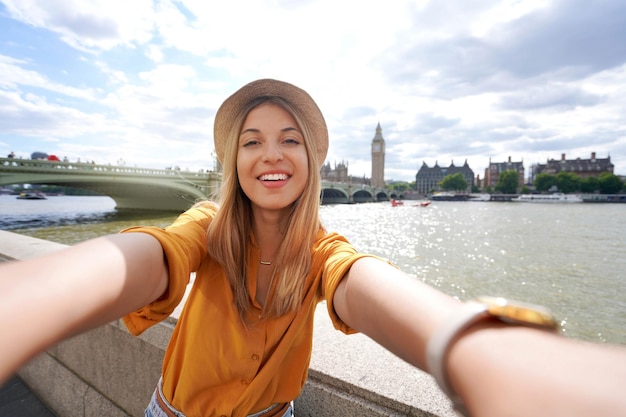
[426,301,490,416]
[426,297,559,416]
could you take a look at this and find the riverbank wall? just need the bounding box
[0,230,454,417]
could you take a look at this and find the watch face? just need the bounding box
[475,296,559,329]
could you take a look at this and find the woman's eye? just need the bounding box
[284,137,301,145]
[242,139,260,147]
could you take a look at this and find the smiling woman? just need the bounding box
[236,102,309,213]
[1,79,626,417]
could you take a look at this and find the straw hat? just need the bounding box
[213,79,328,168]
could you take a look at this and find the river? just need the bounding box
[1,194,624,345]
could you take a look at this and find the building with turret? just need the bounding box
[321,160,349,182]
[320,160,369,185]
[415,160,475,194]
[371,123,386,188]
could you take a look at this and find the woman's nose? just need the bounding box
[262,142,283,162]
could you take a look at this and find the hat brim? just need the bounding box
[214,79,328,168]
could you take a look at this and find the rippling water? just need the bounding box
[0,195,177,244]
[1,195,624,344]
[319,202,626,345]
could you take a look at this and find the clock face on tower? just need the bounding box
[373,144,380,152]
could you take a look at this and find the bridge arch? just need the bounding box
[352,189,373,203]
[376,191,390,201]
[321,187,349,204]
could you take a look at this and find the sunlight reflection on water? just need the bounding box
[320,201,626,345]
[1,195,623,344]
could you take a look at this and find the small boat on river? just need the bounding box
[391,198,430,207]
[16,192,47,200]
[511,193,582,203]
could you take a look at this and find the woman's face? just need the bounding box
[237,102,309,215]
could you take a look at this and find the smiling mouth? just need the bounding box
[259,173,289,181]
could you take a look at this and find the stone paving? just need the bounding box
[0,376,57,417]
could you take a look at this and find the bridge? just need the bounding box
[1,157,389,211]
[0,157,220,211]
[321,180,389,204]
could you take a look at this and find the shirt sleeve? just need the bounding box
[121,203,217,335]
[316,232,388,335]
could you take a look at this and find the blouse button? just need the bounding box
[251,354,260,361]
[241,379,249,385]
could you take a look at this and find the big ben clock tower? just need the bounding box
[371,122,386,188]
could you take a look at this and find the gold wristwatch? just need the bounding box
[426,296,560,417]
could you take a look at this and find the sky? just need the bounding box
[1,0,625,182]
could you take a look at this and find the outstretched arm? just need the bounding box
[334,257,626,417]
[0,233,168,384]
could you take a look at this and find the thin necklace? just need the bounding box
[260,260,271,265]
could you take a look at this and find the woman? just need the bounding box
[127,80,387,417]
[1,79,625,417]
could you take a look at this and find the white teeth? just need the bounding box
[260,173,288,181]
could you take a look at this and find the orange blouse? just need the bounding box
[122,204,374,417]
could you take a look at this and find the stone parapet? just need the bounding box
[0,230,454,417]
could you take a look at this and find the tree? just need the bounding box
[534,173,556,192]
[439,173,468,192]
[598,173,624,194]
[581,176,600,193]
[556,171,581,193]
[495,170,519,194]
[388,182,409,192]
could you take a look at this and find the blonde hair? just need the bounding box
[206,96,323,322]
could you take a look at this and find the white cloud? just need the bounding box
[2,0,156,51]
[0,54,97,99]
[0,0,625,181]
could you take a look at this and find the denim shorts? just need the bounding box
[144,380,294,417]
